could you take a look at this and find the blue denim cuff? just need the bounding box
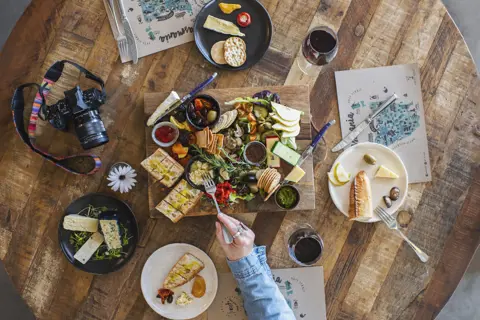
[227,246,267,280]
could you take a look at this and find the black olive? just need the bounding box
[156,294,161,298]
[174,111,186,123]
[178,130,191,146]
[242,172,257,183]
[200,107,208,117]
[167,295,173,304]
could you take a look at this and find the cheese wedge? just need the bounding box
[74,232,104,264]
[285,165,305,183]
[99,219,122,250]
[146,91,180,126]
[63,215,99,233]
[375,165,399,179]
[203,15,245,37]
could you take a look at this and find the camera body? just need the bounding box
[44,86,109,150]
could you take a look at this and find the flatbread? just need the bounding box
[211,41,227,65]
[225,37,246,51]
[224,38,247,67]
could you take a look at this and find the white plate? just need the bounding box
[328,142,408,223]
[141,243,218,319]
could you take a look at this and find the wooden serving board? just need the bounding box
[144,85,315,219]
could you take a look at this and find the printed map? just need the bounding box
[335,64,432,183]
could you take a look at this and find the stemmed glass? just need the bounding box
[297,26,338,76]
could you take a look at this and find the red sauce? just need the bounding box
[155,126,176,143]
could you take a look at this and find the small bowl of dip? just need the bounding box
[275,185,300,210]
[152,122,179,147]
[243,141,267,166]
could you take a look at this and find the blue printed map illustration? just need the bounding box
[139,0,193,22]
[335,64,432,183]
[350,101,421,146]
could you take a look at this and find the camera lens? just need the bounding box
[73,110,109,150]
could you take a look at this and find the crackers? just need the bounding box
[210,37,247,68]
[211,41,227,64]
[257,168,282,201]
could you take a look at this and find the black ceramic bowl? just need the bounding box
[184,155,218,191]
[186,94,221,131]
[58,193,139,275]
[194,0,273,70]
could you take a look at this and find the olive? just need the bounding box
[363,154,377,165]
[207,110,218,123]
[174,111,186,123]
[167,294,173,304]
[383,196,392,208]
[242,172,257,183]
[390,187,400,201]
[200,107,208,117]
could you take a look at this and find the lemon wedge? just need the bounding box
[328,172,348,186]
[375,165,399,179]
[334,163,351,183]
[170,116,187,130]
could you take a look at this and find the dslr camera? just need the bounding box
[42,85,109,150]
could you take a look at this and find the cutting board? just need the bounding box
[144,85,315,219]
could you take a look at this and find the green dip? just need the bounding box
[276,186,299,209]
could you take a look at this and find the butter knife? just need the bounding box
[296,120,336,167]
[118,0,138,64]
[331,94,397,152]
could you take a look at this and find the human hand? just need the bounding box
[215,212,255,261]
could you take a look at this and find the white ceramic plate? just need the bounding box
[141,243,218,319]
[328,142,408,223]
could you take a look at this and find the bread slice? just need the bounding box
[163,253,205,289]
[348,171,373,222]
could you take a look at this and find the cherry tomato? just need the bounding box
[237,12,251,27]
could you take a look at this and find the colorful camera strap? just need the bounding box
[11,60,103,175]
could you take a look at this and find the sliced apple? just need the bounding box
[281,126,301,138]
[271,102,303,122]
[272,123,300,133]
[334,163,351,183]
[328,172,348,186]
[270,113,300,126]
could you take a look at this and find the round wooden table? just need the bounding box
[0,0,479,319]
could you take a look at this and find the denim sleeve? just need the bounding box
[227,246,295,320]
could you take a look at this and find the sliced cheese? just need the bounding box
[99,219,122,250]
[375,165,399,179]
[266,137,280,167]
[74,232,104,264]
[285,165,305,183]
[63,215,99,232]
[146,91,180,126]
[203,15,245,37]
[271,141,301,166]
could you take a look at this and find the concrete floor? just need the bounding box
[0,0,479,319]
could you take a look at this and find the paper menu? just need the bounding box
[108,0,206,62]
[208,267,326,320]
[334,64,432,183]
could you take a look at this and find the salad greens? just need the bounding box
[68,205,131,261]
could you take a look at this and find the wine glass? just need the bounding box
[285,224,324,266]
[297,26,338,76]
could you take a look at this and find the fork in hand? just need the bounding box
[374,207,429,263]
[202,174,234,244]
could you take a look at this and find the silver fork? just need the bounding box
[106,0,128,60]
[374,207,429,263]
[202,173,234,244]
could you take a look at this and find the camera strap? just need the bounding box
[11,60,103,175]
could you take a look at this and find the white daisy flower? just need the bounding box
[107,164,137,193]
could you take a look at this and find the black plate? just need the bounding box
[194,0,272,70]
[58,193,139,275]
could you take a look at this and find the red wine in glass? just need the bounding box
[287,226,324,266]
[298,26,338,75]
